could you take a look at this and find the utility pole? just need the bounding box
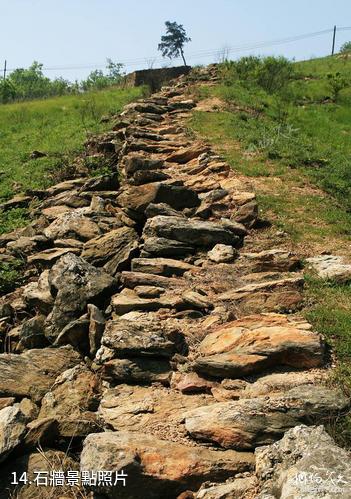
[3,60,7,79]
[332,26,337,56]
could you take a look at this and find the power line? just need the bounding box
[4,26,351,73]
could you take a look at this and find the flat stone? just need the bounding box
[44,211,101,241]
[144,216,241,247]
[102,357,172,385]
[194,313,324,378]
[306,254,351,283]
[185,385,349,450]
[131,257,194,277]
[142,236,194,258]
[195,477,257,499]
[241,249,300,273]
[82,226,139,275]
[111,288,184,315]
[27,246,81,264]
[80,431,254,498]
[0,346,81,402]
[22,270,54,314]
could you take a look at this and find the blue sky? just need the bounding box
[1,0,351,81]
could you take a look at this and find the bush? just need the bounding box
[256,56,295,93]
[326,72,349,101]
[340,41,351,54]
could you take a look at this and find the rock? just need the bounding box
[0,195,31,211]
[82,227,139,275]
[255,425,351,498]
[102,357,172,385]
[134,286,165,298]
[38,364,101,437]
[171,372,215,394]
[121,271,182,290]
[241,249,300,272]
[22,270,54,314]
[183,291,212,310]
[44,211,101,241]
[143,236,194,258]
[46,253,116,338]
[306,254,351,283]
[27,247,81,264]
[144,216,241,248]
[111,287,184,315]
[88,304,105,357]
[194,313,324,378]
[123,155,164,176]
[208,244,238,263]
[54,315,90,351]
[184,385,349,450]
[79,172,119,192]
[131,257,194,277]
[195,477,257,498]
[118,183,199,215]
[0,403,30,463]
[166,144,209,163]
[133,169,170,185]
[0,398,15,411]
[218,277,304,314]
[80,432,254,498]
[22,417,59,450]
[100,313,179,359]
[145,202,184,219]
[18,315,49,350]
[0,346,81,402]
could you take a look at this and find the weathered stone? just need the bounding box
[80,432,254,498]
[100,313,179,359]
[27,246,81,264]
[218,277,304,314]
[0,195,31,211]
[143,236,194,258]
[145,202,184,219]
[166,144,209,164]
[18,315,48,350]
[134,285,165,298]
[0,403,30,463]
[102,357,172,385]
[44,211,101,241]
[54,315,90,351]
[133,169,170,185]
[183,291,213,310]
[118,183,199,215]
[82,227,139,275]
[38,364,101,437]
[256,425,351,498]
[0,398,15,411]
[124,155,164,176]
[22,270,54,314]
[306,254,351,283]
[241,249,300,273]
[22,417,59,450]
[0,346,81,402]
[88,304,105,357]
[195,477,257,499]
[208,244,238,263]
[111,288,184,315]
[46,253,116,338]
[194,313,324,378]
[79,172,119,192]
[185,385,349,450]
[121,271,182,289]
[144,216,241,248]
[171,372,215,394]
[132,257,194,277]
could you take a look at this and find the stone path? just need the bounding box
[0,67,350,498]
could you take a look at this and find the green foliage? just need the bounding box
[0,208,29,235]
[81,59,125,91]
[0,79,17,104]
[326,72,349,101]
[158,21,191,65]
[340,41,351,54]
[0,259,25,294]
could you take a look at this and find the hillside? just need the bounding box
[0,62,350,498]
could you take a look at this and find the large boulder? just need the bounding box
[184,385,349,450]
[256,425,351,498]
[81,226,139,275]
[46,253,116,339]
[194,313,324,378]
[0,346,81,402]
[80,431,254,498]
[306,254,351,283]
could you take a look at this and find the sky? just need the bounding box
[1,0,351,81]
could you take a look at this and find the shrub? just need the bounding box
[326,72,349,101]
[340,41,351,54]
[256,56,295,93]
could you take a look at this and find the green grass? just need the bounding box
[0,84,144,233]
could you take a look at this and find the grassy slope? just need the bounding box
[0,85,143,228]
[191,55,351,446]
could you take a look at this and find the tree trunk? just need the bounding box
[180,48,187,66]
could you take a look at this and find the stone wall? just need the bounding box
[124,66,191,91]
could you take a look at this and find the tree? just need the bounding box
[158,21,191,66]
[340,41,351,54]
